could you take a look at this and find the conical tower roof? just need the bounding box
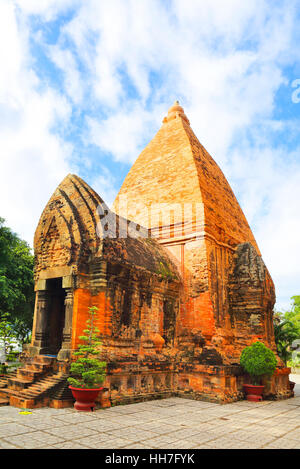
[113,102,259,253]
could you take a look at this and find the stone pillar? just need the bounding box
[32,289,50,354]
[57,287,73,361]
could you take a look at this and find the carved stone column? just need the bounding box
[32,290,49,354]
[57,287,73,361]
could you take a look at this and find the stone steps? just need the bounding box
[26,362,52,372]
[22,377,63,395]
[3,373,69,408]
[8,377,33,391]
[1,355,72,409]
[0,371,17,388]
[15,359,54,383]
[17,369,41,381]
[0,377,8,388]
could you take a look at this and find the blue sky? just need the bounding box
[0,0,300,311]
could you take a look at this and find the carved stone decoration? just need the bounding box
[228,242,276,350]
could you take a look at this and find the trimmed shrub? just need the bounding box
[240,341,277,385]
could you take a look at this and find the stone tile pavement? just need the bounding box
[0,375,299,450]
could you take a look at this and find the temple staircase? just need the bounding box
[0,355,73,409]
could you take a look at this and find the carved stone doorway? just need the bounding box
[46,278,66,355]
[32,275,74,359]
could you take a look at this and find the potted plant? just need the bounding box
[240,341,277,402]
[68,306,107,411]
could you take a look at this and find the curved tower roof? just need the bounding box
[34,173,180,281]
[34,174,107,277]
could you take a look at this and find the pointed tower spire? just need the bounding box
[163,100,190,125]
[113,101,259,254]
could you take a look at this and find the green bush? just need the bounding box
[0,363,8,375]
[7,350,19,362]
[240,341,277,385]
[67,306,106,389]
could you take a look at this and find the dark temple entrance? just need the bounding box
[46,278,66,355]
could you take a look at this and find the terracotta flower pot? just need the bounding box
[243,384,265,402]
[69,386,103,412]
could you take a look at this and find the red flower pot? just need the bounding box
[69,386,103,412]
[243,384,265,402]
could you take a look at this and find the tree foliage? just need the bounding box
[274,296,300,365]
[68,306,107,389]
[284,296,300,335]
[0,217,34,343]
[0,313,16,357]
[274,320,299,365]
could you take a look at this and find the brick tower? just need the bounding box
[113,101,277,365]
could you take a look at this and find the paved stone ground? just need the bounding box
[0,375,299,450]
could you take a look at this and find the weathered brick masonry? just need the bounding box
[3,102,291,408]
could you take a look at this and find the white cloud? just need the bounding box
[47,46,83,105]
[0,0,73,245]
[86,102,165,163]
[90,166,118,208]
[14,0,76,22]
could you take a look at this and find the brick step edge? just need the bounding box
[0,398,9,406]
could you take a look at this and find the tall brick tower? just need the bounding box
[113,101,277,365]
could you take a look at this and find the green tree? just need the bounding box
[68,306,107,389]
[274,296,300,365]
[274,320,299,365]
[0,313,17,357]
[284,296,300,336]
[0,217,34,343]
